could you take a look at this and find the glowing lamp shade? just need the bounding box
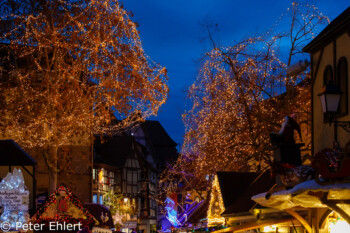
[263,225,276,232]
[318,84,342,114]
[329,219,350,233]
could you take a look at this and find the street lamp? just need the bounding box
[318,83,342,116]
[318,83,350,139]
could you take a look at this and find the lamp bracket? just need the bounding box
[336,121,350,134]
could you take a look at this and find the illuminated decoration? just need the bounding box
[32,184,97,228]
[0,168,30,229]
[103,191,136,226]
[263,225,277,232]
[99,170,104,185]
[329,219,350,232]
[0,0,168,193]
[178,199,204,225]
[161,195,205,231]
[164,197,180,227]
[207,176,225,227]
[161,0,329,193]
[328,212,350,233]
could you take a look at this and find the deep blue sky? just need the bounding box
[119,0,350,148]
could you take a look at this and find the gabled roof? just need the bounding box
[186,200,209,224]
[141,120,177,147]
[0,140,36,166]
[32,184,96,226]
[139,120,178,170]
[303,7,350,53]
[149,146,178,169]
[216,172,259,209]
[221,171,275,216]
[94,136,135,168]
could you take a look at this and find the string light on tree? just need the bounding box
[0,0,168,193]
[161,0,327,194]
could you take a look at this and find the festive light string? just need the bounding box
[207,176,225,227]
[32,184,96,227]
[0,169,30,229]
[1,0,169,140]
[160,0,323,195]
[0,0,169,191]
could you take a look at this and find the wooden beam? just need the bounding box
[321,192,350,224]
[285,209,312,233]
[323,199,350,204]
[312,47,324,87]
[213,218,295,233]
[321,201,350,224]
[319,209,332,229]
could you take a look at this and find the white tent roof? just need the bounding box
[252,180,350,223]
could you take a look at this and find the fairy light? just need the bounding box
[0,168,30,229]
[102,190,137,226]
[160,0,324,195]
[31,184,96,228]
[207,176,225,227]
[0,0,168,190]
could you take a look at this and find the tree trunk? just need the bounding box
[48,146,58,193]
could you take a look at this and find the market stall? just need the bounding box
[252,180,350,232]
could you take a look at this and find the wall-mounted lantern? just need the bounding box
[318,83,350,138]
[318,83,342,116]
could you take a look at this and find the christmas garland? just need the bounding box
[32,184,95,227]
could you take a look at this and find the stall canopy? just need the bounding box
[0,139,36,210]
[252,180,350,223]
[0,140,36,166]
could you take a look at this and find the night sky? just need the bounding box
[119,0,350,148]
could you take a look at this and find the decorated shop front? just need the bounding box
[253,180,350,232]
[0,140,36,211]
[31,184,98,232]
[252,116,350,233]
[0,168,30,231]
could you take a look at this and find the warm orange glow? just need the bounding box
[207,175,225,226]
[263,225,277,232]
[98,170,104,184]
[0,0,168,191]
[160,0,326,192]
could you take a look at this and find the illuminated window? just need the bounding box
[92,169,96,181]
[126,169,139,194]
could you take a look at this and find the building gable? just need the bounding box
[207,175,225,226]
